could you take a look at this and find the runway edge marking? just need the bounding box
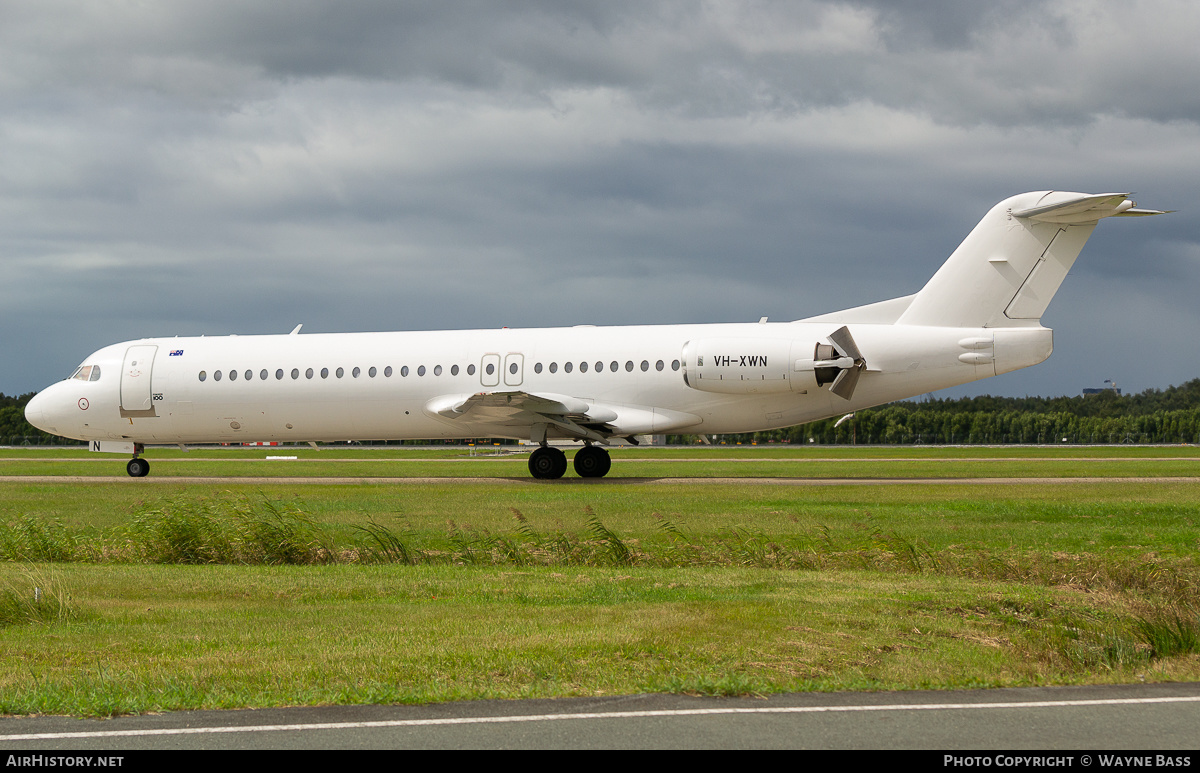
[4,695,1200,741]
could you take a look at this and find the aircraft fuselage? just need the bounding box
[25,321,1050,446]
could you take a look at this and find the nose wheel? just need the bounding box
[126,457,150,478]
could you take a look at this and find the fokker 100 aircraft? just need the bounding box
[25,191,1165,479]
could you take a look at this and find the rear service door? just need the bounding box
[120,345,159,417]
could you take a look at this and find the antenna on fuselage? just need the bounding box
[289,324,303,335]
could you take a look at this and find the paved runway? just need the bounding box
[2,683,1198,750]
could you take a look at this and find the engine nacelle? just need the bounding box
[681,338,794,394]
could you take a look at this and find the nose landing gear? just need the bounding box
[126,445,149,477]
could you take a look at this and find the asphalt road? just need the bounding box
[2,683,1199,750]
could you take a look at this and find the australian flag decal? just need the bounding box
[169,350,184,356]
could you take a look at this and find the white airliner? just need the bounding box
[25,191,1164,479]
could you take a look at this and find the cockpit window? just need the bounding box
[71,365,101,382]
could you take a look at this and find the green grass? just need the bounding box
[3,443,1200,479]
[0,446,1197,716]
[3,563,1193,716]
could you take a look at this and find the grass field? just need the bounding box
[1,445,1198,716]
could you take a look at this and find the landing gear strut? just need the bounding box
[573,445,611,478]
[528,445,568,479]
[125,444,149,478]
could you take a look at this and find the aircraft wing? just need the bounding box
[424,390,701,443]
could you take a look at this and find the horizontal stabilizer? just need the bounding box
[897,190,1167,328]
[1013,193,1169,224]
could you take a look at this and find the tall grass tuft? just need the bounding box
[354,520,420,565]
[0,516,81,562]
[0,569,74,628]
[128,498,235,564]
[587,518,634,566]
[1059,624,1149,671]
[1133,608,1200,658]
[128,493,335,565]
[230,496,336,565]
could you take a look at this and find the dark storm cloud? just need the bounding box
[3,1,1199,398]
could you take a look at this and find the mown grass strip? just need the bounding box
[2,562,1196,717]
[3,444,1200,479]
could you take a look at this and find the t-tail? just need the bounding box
[798,191,1167,402]
[897,191,1167,329]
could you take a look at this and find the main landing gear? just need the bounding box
[572,444,611,478]
[527,445,611,479]
[528,446,568,479]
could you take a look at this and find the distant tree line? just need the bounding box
[672,379,1200,445]
[7,379,1200,446]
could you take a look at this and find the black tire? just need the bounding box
[573,445,611,478]
[529,446,567,479]
[127,458,150,478]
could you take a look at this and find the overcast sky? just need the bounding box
[4,1,1198,399]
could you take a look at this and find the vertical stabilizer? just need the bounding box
[896,191,1164,328]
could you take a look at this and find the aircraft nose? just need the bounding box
[24,390,56,434]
